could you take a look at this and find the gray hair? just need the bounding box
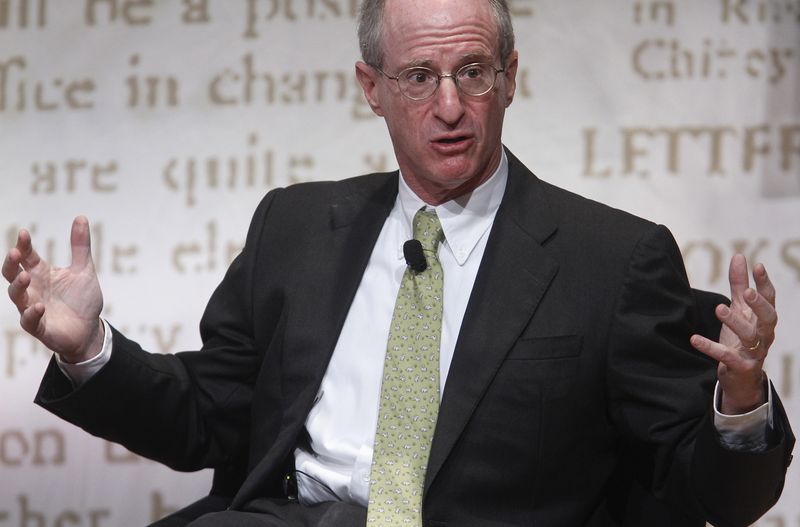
[358,0,515,67]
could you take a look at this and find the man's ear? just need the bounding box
[355,61,385,117]
[502,50,519,108]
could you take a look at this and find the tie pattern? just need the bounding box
[366,209,445,526]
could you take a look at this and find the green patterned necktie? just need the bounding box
[367,208,445,526]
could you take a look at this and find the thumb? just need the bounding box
[70,216,94,269]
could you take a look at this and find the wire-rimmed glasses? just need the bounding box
[371,62,506,100]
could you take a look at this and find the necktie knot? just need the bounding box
[413,209,444,257]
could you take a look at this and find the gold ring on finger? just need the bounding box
[747,337,762,352]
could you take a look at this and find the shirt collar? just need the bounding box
[396,149,508,265]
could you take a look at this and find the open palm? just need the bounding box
[3,217,104,362]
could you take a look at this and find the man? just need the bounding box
[2,0,794,526]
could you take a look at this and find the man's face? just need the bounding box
[356,0,518,204]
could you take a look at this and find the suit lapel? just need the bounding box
[232,173,399,508]
[425,151,561,491]
[286,173,400,405]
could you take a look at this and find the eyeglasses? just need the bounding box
[371,62,506,101]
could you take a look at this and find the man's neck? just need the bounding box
[400,151,505,206]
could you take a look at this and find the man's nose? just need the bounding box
[432,76,466,125]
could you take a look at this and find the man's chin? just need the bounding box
[435,158,481,184]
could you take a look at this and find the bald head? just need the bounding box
[357,0,515,67]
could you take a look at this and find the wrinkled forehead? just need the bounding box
[381,0,500,67]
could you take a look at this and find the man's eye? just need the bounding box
[406,70,432,84]
[462,67,483,79]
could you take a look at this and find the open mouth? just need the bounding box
[437,136,467,144]
[431,134,474,153]
[431,135,474,154]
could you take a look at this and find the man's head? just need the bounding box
[355,0,519,205]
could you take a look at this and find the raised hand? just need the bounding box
[2,216,104,363]
[690,254,777,415]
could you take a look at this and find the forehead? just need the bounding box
[382,0,499,68]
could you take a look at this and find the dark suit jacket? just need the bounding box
[36,150,793,526]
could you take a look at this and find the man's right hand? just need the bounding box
[2,216,104,364]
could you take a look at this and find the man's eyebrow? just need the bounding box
[404,58,434,68]
[400,53,494,70]
[459,52,494,63]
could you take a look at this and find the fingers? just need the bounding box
[723,256,778,348]
[4,219,92,277]
[744,286,777,347]
[19,302,45,337]
[16,229,41,271]
[748,264,778,350]
[7,269,32,313]
[691,334,733,364]
[3,229,42,280]
[727,253,750,305]
[4,229,42,289]
[715,303,768,359]
[2,246,22,283]
[752,262,776,307]
[70,216,93,269]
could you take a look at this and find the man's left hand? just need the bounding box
[691,254,777,415]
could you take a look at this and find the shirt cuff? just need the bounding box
[55,318,113,387]
[713,376,773,452]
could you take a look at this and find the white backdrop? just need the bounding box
[0,0,798,525]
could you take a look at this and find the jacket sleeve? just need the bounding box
[35,187,285,472]
[607,224,794,527]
